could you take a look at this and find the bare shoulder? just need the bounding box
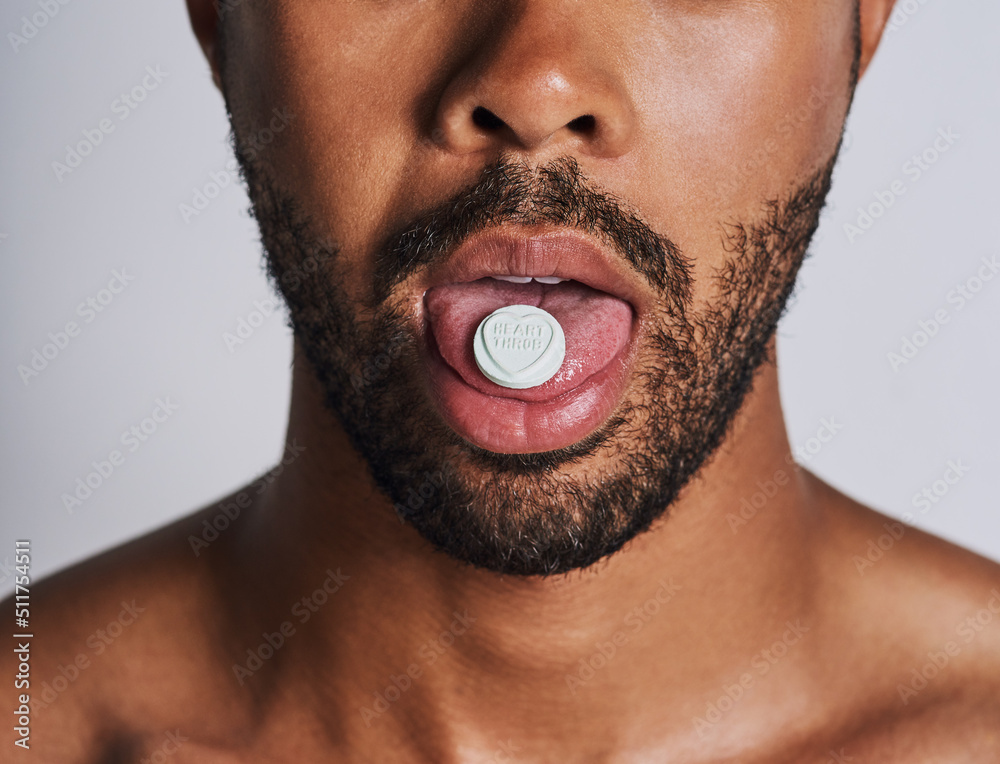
[0,495,257,762]
[811,476,1000,760]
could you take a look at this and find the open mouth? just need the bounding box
[426,276,633,402]
[414,228,644,454]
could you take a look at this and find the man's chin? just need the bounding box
[389,467,670,578]
[345,360,684,577]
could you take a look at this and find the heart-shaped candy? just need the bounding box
[473,305,566,389]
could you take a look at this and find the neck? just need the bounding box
[233,341,826,759]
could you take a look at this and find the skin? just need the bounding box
[5,0,1000,761]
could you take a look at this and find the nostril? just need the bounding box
[472,106,505,131]
[566,114,596,134]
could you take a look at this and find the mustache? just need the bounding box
[370,153,693,311]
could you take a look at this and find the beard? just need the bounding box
[225,143,838,577]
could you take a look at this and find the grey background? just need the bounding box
[1,0,998,596]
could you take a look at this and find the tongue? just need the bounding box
[425,279,632,400]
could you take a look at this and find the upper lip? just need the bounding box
[416,226,655,313]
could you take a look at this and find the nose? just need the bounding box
[433,4,636,160]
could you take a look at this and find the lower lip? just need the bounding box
[420,321,636,454]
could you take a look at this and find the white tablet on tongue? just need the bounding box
[473,305,566,389]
